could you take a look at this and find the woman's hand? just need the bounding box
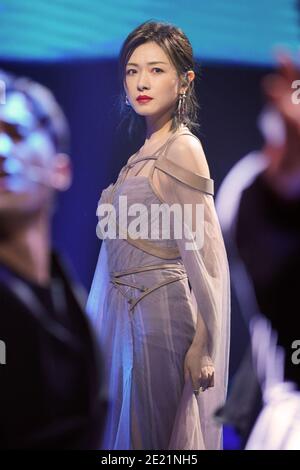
[262,52,300,178]
[262,52,300,135]
[183,344,215,395]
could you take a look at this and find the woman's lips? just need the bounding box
[137,97,153,103]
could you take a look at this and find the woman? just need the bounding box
[87,20,230,450]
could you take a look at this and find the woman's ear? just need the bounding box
[51,153,72,191]
[180,70,195,94]
[186,70,195,84]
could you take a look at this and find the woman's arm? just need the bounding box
[152,134,230,393]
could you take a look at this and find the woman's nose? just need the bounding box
[137,71,150,91]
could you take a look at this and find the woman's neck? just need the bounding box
[143,115,187,152]
[145,119,173,142]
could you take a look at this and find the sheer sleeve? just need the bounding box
[86,184,113,330]
[151,144,231,449]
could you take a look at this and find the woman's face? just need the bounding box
[124,41,183,120]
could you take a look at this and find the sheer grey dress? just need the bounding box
[87,125,231,450]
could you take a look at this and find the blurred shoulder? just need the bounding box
[166,131,211,179]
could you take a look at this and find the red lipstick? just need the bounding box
[136,95,153,103]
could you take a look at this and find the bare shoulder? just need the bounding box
[166,133,211,179]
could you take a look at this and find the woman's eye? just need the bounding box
[125,68,163,75]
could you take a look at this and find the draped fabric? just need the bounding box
[87,125,231,450]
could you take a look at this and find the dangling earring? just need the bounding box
[125,95,131,106]
[177,91,186,122]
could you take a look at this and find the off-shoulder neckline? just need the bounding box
[130,126,192,161]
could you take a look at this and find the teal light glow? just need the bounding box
[0,0,299,65]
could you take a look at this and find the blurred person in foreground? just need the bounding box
[215,53,300,447]
[0,70,106,449]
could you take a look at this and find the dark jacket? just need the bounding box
[0,253,107,449]
[216,152,300,445]
[236,172,300,387]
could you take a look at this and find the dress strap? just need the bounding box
[155,158,214,196]
[123,129,190,177]
[127,127,190,167]
[154,130,215,196]
[110,263,188,313]
[126,155,158,168]
[158,130,197,158]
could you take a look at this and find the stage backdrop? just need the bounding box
[0,0,299,65]
[0,1,299,377]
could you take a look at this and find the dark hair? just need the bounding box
[118,20,200,138]
[0,69,70,154]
